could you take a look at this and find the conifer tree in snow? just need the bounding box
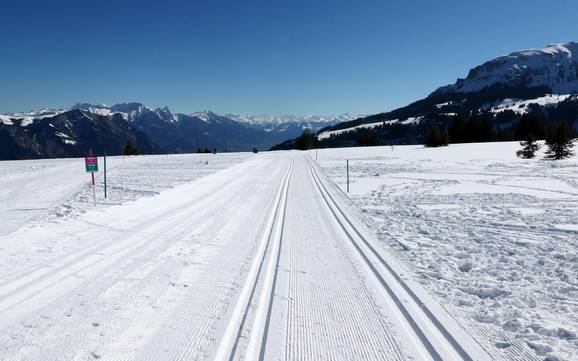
[516,134,540,159]
[297,128,315,150]
[448,116,466,144]
[425,122,449,147]
[544,121,575,160]
[123,141,142,155]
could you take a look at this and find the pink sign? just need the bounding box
[85,149,98,172]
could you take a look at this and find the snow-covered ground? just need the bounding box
[0,150,497,361]
[0,153,252,238]
[1,144,575,360]
[316,142,578,361]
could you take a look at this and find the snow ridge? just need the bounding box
[434,42,578,95]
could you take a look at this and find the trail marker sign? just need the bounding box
[85,149,98,206]
[85,154,98,173]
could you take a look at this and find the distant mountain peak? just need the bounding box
[190,110,218,121]
[433,41,578,96]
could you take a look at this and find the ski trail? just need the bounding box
[275,157,408,361]
[0,155,291,361]
[213,157,293,361]
[304,155,493,361]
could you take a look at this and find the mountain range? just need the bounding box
[0,104,355,160]
[273,42,578,149]
[4,42,578,159]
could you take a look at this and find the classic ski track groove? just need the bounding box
[304,155,492,361]
[283,158,408,361]
[214,157,294,361]
[0,157,285,360]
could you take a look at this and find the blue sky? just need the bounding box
[1,0,578,115]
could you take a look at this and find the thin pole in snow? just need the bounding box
[104,151,107,199]
[346,159,349,193]
[91,169,96,206]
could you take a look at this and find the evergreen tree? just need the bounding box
[425,122,449,147]
[296,128,315,150]
[515,113,546,140]
[355,130,380,146]
[516,134,540,159]
[478,117,494,142]
[123,141,141,155]
[544,121,576,160]
[465,113,481,142]
[448,116,466,143]
[464,111,494,142]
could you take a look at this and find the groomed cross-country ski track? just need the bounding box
[0,152,494,360]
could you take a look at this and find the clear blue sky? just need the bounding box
[1,0,578,115]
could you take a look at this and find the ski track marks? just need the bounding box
[0,154,288,360]
[0,151,502,361]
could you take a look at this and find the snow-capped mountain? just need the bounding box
[434,42,578,95]
[226,113,357,134]
[226,113,357,126]
[273,42,578,150]
[0,109,160,160]
[1,102,356,159]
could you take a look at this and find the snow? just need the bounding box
[436,101,454,109]
[316,142,578,361]
[85,106,115,116]
[487,94,573,115]
[317,116,425,140]
[0,150,494,360]
[191,110,218,122]
[317,121,385,140]
[227,113,359,126]
[0,153,252,238]
[0,110,67,127]
[0,115,14,125]
[435,42,578,95]
[54,131,71,139]
[400,116,424,125]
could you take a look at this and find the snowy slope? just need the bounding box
[317,117,426,140]
[317,143,578,361]
[435,42,578,95]
[485,94,574,114]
